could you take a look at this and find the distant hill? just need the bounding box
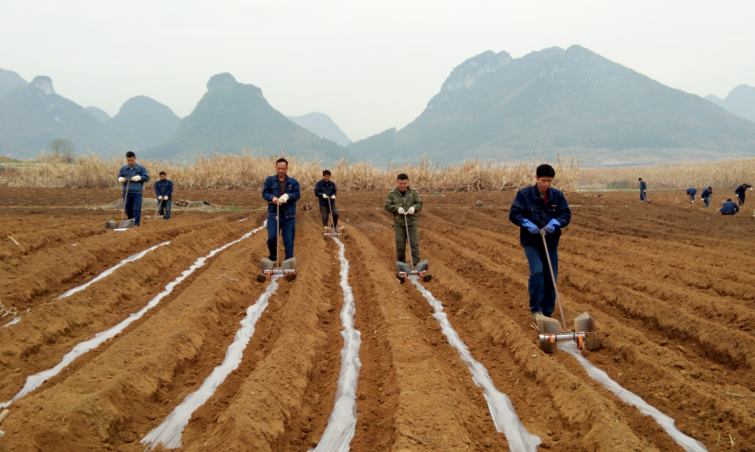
[706,85,755,123]
[146,73,351,163]
[0,76,125,158]
[0,68,27,100]
[105,96,180,149]
[287,112,352,146]
[85,106,111,123]
[349,46,755,166]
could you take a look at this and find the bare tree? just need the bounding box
[48,138,76,163]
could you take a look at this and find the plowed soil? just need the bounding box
[1,187,754,452]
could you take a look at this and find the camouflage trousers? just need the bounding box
[394,223,421,265]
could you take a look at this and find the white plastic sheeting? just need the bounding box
[559,342,708,452]
[0,224,266,410]
[311,237,362,452]
[3,317,21,328]
[410,278,541,452]
[56,241,170,300]
[141,275,282,450]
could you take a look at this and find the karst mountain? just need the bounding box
[105,96,180,150]
[0,76,125,158]
[287,112,352,147]
[0,68,27,100]
[706,84,755,123]
[348,46,755,165]
[145,73,351,163]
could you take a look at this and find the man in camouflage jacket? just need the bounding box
[385,173,423,265]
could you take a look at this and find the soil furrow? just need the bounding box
[181,214,335,452]
[0,223,270,451]
[421,211,755,370]
[356,219,511,450]
[420,216,755,450]
[1,212,248,310]
[0,215,266,403]
[342,219,506,450]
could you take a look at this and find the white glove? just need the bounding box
[322,193,328,199]
[407,206,415,215]
[130,175,141,182]
[331,195,336,199]
[118,177,126,183]
[160,196,165,201]
[279,193,289,204]
[398,207,406,215]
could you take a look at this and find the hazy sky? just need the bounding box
[2,0,754,141]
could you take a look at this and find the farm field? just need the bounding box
[1,187,754,452]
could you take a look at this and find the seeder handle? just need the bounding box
[540,229,568,331]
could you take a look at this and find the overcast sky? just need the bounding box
[2,0,754,141]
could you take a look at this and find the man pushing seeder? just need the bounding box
[510,164,601,353]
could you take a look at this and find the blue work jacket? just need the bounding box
[687,188,697,195]
[118,164,150,193]
[154,180,173,200]
[262,175,301,219]
[314,180,337,207]
[702,188,712,198]
[640,181,647,192]
[721,201,739,215]
[509,185,571,248]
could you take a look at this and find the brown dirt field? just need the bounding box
[0,187,754,451]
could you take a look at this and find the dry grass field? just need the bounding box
[1,153,579,192]
[0,185,754,451]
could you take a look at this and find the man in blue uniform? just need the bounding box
[735,183,752,206]
[720,199,740,215]
[117,151,149,226]
[639,178,647,202]
[509,164,571,320]
[154,171,173,219]
[701,187,713,208]
[314,170,338,231]
[686,187,697,204]
[261,158,301,262]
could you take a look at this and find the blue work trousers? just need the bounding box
[523,244,558,316]
[702,196,711,208]
[267,213,295,261]
[125,192,142,226]
[158,199,171,219]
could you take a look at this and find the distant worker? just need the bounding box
[314,170,339,231]
[510,164,571,320]
[701,187,713,208]
[154,171,173,219]
[720,199,740,215]
[686,187,697,204]
[385,173,423,266]
[262,158,301,262]
[638,178,647,202]
[734,183,752,206]
[117,151,149,226]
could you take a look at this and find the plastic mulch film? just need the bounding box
[311,237,362,452]
[141,274,283,450]
[559,342,708,452]
[57,241,170,300]
[0,224,265,410]
[410,277,541,452]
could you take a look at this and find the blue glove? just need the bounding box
[544,219,560,234]
[521,219,540,234]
